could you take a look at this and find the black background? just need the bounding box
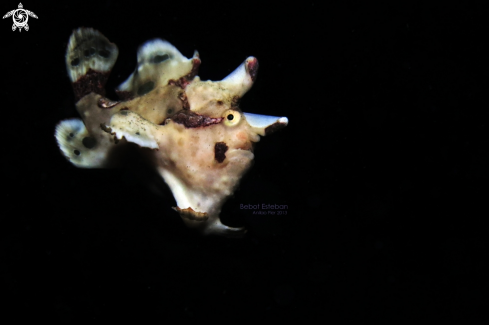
[1,1,487,322]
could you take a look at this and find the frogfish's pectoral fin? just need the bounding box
[105,110,159,149]
[12,23,16,31]
[65,28,119,101]
[55,118,111,168]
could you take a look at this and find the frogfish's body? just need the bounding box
[55,28,288,237]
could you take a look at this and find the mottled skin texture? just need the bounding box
[56,28,287,237]
[107,92,258,235]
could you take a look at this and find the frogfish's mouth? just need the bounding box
[229,147,254,156]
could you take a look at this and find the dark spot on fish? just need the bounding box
[152,53,170,63]
[120,110,128,115]
[214,142,228,163]
[74,149,81,156]
[217,100,223,105]
[98,49,110,58]
[84,47,96,58]
[71,58,80,67]
[69,133,74,138]
[137,81,155,96]
[82,137,96,149]
[167,108,174,115]
[136,132,140,135]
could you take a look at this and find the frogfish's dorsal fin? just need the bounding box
[66,28,119,101]
[116,39,200,100]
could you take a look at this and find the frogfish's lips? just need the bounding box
[243,112,288,136]
[232,146,253,153]
[228,148,255,160]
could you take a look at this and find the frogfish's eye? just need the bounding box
[222,110,241,127]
